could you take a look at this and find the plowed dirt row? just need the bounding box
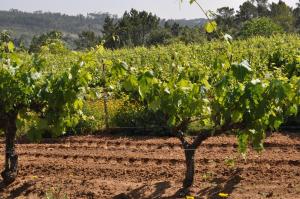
[0,133,299,199]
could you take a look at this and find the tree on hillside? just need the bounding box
[215,7,236,32]
[293,0,300,30]
[147,28,172,46]
[171,23,181,36]
[179,26,206,44]
[164,21,171,29]
[237,1,258,22]
[102,16,119,49]
[105,9,160,48]
[75,31,101,50]
[102,9,160,48]
[270,0,295,32]
[255,0,270,16]
[0,31,12,43]
[29,31,62,53]
[239,17,283,38]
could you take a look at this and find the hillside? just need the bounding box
[0,9,110,46]
[0,9,206,46]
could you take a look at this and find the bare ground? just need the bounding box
[0,132,299,199]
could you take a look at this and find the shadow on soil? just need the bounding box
[0,181,34,199]
[197,169,242,199]
[113,169,242,199]
[113,181,172,199]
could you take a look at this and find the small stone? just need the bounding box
[266,192,273,198]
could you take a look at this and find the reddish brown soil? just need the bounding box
[0,132,299,199]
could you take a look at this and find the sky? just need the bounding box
[1,0,298,19]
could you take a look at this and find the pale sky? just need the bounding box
[1,0,298,19]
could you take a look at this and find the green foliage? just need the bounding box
[75,31,101,50]
[204,21,218,33]
[0,30,12,43]
[104,34,300,154]
[215,7,235,32]
[237,1,258,22]
[270,0,295,32]
[294,1,300,30]
[178,27,207,44]
[29,31,63,53]
[0,40,91,140]
[1,34,299,148]
[147,28,172,46]
[215,64,299,154]
[75,98,125,133]
[111,101,167,135]
[239,17,283,38]
[102,9,160,48]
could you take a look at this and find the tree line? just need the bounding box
[215,0,300,37]
[2,0,300,51]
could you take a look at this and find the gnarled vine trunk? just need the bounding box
[1,112,18,184]
[176,129,213,190]
[183,146,196,188]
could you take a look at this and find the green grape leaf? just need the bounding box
[287,104,298,116]
[167,115,176,127]
[232,111,243,123]
[111,61,128,77]
[273,118,283,130]
[123,76,138,91]
[138,85,145,99]
[74,99,84,110]
[204,21,217,33]
[149,97,161,112]
[7,41,15,52]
